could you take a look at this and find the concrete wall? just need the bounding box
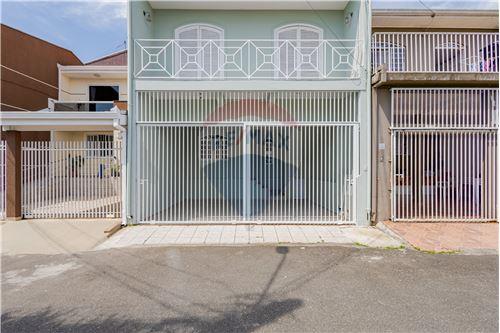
[0,24,82,112]
[52,131,116,142]
[371,87,392,223]
[59,76,127,102]
[151,10,345,39]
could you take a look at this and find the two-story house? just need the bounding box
[128,0,371,225]
[371,9,498,223]
[49,50,127,143]
[1,50,127,220]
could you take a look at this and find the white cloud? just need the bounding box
[60,1,126,28]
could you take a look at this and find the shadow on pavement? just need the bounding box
[2,246,304,333]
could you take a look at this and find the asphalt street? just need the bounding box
[1,246,498,333]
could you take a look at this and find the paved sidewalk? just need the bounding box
[1,219,120,255]
[96,225,403,250]
[381,221,498,253]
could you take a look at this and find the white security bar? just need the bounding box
[22,141,122,219]
[135,90,360,224]
[134,39,362,80]
[392,88,498,129]
[391,88,498,222]
[137,91,359,123]
[0,141,5,220]
[372,32,499,73]
[136,124,357,223]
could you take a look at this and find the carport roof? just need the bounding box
[1,111,127,132]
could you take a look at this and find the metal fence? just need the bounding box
[391,88,498,221]
[0,141,5,219]
[135,90,360,224]
[372,32,499,73]
[22,141,122,219]
[134,39,362,80]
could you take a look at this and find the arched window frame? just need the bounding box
[274,24,324,79]
[174,23,224,79]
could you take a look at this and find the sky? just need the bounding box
[0,0,497,63]
[0,0,127,63]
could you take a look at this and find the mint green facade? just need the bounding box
[128,1,371,226]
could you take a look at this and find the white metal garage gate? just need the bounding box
[392,88,498,222]
[135,91,359,224]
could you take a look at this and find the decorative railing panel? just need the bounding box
[134,39,362,80]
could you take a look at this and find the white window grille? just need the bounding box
[372,42,406,71]
[200,135,228,161]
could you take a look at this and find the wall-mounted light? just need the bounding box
[344,12,353,25]
[143,10,152,22]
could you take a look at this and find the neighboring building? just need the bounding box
[0,24,82,140]
[371,10,499,223]
[128,1,371,225]
[49,50,127,143]
[1,45,127,221]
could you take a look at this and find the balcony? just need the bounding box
[134,39,363,80]
[372,32,499,73]
[50,101,116,112]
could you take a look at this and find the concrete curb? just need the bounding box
[375,221,412,249]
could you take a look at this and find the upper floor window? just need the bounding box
[175,23,224,78]
[88,86,119,111]
[89,86,119,101]
[434,42,463,72]
[372,42,406,71]
[274,24,324,78]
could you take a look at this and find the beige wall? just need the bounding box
[52,130,117,142]
[58,75,127,102]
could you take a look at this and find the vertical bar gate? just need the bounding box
[22,141,122,219]
[391,88,498,221]
[135,91,360,224]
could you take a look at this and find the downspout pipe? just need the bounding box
[113,119,127,226]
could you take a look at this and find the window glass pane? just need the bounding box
[89,86,119,101]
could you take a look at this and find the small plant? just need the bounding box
[413,246,459,255]
[383,245,406,250]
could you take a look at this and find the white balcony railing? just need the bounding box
[372,32,499,73]
[134,39,363,80]
[49,100,115,112]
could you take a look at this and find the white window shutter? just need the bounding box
[176,27,199,77]
[201,27,223,77]
[277,28,298,77]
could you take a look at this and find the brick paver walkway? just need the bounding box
[382,221,498,252]
[96,225,403,250]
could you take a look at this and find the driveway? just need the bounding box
[2,246,498,332]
